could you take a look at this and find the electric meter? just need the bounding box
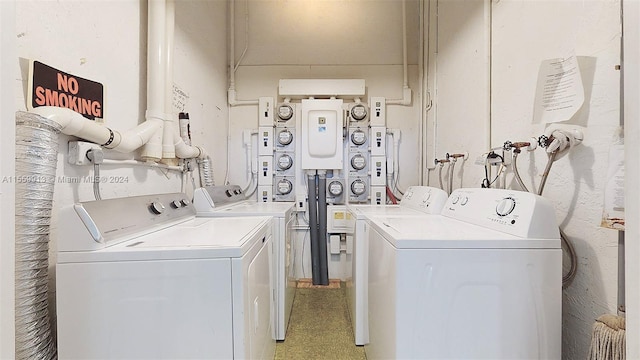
[328,180,344,196]
[350,104,367,121]
[278,129,294,146]
[277,104,294,121]
[351,129,367,145]
[277,178,293,195]
[277,154,293,170]
[351,179,366,196]
[350,154,367,170]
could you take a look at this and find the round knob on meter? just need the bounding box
[496,197,516,216]
[350,104,368,121]
[277,178,293,195]
[350,154,367,170]
[277,154,293,170]
[278,129,294,146]
[351,179,366,196]
[350,129,367,145]
[328,181,344,196]
[277,104,294,121]
[150,201,165,215]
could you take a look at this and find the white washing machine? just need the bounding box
[346,185,448,345]
[55,193,275,360]
[365,188,562,360]
[193,185,296,341]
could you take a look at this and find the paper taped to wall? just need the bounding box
[533,55,584,124]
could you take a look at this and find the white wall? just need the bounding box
[1,1,17,357]
[11,0,227,348]
[431,0,623,359]
[623,0,640,357]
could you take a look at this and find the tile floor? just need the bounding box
[274,281,367,360]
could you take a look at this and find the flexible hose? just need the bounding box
[512,151,530,192]
[198,156,215,187]
[15,111,60,360]
[438,163,445,191]
[93,163,102,200]
[448,160,456,195]
[536,150,577,288]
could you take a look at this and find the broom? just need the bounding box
[587,314,626,360]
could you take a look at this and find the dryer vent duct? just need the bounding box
[14,111,60,360]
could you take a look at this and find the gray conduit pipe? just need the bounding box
[14,111,60,360]
[307,173,320,284]
[317,173,329,285]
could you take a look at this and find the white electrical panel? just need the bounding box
[370,186,386,205]
[370,156,386,185]
[258,126,274,156]
[300,99,344,170]
[258,156,274,185]
[259,97,274,126]
[370,96,386,126]
[370,126,386,156]
[258,185,273,203]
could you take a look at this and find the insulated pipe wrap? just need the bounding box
[15,111,60,360]
[317,174,329,285]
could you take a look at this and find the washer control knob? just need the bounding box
[328,181,344,196]
[496,197,516,216]
[225,189,233,197]
[180,199,191,207]
[170,200,181,209]
[451,195,460,204]
[460,196,469,206]
[150,201,165,215]
[278,129,294,145]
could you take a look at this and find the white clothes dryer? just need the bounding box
[193,185,296,341]
[56,193,275,360]
[365,188,561,360]
[346,185,448,345]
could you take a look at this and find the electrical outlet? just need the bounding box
[68,141,101,165]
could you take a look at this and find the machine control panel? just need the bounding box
[399,186,448,214]
[57,192,196,252]
[442,188,559,239]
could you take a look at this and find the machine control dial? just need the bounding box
[180,199,191,207]
[460,196,469,206]
[277,104,293,121]
[170,200,181,209]
[351,179,366,196]
[277,129,294,145]
[350,129,367,145]
[350,104,367,121]
[150,201,165,215]
[277,154,293,170]
[350,154,367,170]
[328,181,344,196]
[276,178,293,195]
[496,197,516,216]
[451,195,460,204]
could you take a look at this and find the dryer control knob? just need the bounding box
[170,200,181,209]
[496,197,516,216]
[150,201,165,215]
[180,199,191,207]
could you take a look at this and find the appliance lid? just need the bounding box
[57,216,272,263]
[197,200,295,217]
[368,216,560,249]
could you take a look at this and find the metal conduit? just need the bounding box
[14,111,60,360]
